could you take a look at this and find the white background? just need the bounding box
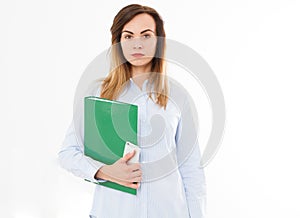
[1,0,300,217]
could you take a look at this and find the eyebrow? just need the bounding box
[121,29,155,35]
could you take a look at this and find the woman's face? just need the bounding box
[120,13,157,68]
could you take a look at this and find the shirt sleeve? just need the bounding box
[175,94,207,218]
[58,84,108,183]
[58,120,108,183]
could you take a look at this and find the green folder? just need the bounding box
[83,96,138,195]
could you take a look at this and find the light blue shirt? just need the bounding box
[58,77,207,218]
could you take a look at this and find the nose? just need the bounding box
[133,38,143,49]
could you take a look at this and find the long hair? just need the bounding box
[100,4,169,109]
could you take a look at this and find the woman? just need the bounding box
[58,4,206,218]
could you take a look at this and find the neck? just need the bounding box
[130,64,152,90]
[131,63,151,77]
[131,64,151,80]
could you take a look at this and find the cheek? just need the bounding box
[120,42,131,58]
[144,40,157,56]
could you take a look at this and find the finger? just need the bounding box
[128,182,140,189]
[131,170,142,178]
[133,176,142,183]
[129,163,141,171]
[122,150,135,162]
[119,180,140,189]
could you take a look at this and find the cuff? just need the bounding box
[85,156,108,183]
[187,198,207,218]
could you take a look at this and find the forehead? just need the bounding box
[122,13,156,33]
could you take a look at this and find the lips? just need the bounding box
[131,53,145,58]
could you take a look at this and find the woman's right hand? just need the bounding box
[95,150,142,189]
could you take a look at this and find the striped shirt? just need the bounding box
[58,77,207,218]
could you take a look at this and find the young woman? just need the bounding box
[58,4,206,218]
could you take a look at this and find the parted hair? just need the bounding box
[100,4,169,109]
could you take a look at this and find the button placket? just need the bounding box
[140,102,146,122]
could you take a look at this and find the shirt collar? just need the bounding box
[129,77,149,92]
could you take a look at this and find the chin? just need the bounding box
[129,58,153,67]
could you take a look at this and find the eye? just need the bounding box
[142,34,151,39]
[124,35,133,40]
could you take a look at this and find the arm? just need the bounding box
[58,120,108,183]
[175,94,207,218]
[58,86,142,188]
[58,120,142,189]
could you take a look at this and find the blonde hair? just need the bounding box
[100,4,169,109]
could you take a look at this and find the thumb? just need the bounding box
[122,150,135,162]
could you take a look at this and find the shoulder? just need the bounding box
[168,77,190,109]
[89,77,105,96]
